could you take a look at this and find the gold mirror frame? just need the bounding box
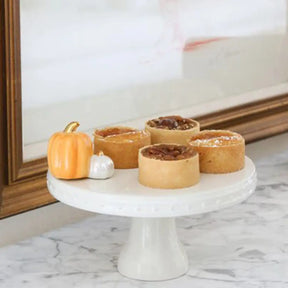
[0,0,288,218]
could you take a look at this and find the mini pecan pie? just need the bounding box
[145,115,200,145]
[138,144,199,189]
[94,127,150,169]
[188,130,245,173]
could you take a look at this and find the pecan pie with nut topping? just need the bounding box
[138,144,199,189]
[141,144,196,161]
[145,115,199,145]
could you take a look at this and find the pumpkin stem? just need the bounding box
[64,121,80,133]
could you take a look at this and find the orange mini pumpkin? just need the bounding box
[48,121,93,179]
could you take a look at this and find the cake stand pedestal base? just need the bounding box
[118,217,188,281]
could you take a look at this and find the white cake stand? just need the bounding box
[47,156,256,281]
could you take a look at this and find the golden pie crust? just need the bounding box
[188,130,245,173]
[94,126,151,169]
[138,144,200,189]
[145,115,200,145]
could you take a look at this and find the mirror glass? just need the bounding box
[21,0,288,161]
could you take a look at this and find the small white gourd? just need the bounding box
[89,152,114,179]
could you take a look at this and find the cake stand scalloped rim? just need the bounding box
[47,156,257,218]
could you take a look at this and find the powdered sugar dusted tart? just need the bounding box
[138,144,199,189]
[145,115,200,145]
[188,130,245,173]
[94,127,150,169]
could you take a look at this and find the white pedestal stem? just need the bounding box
[118,217,188,281]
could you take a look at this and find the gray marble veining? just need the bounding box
[0,146,288,288]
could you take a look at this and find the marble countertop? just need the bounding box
[0,138,288,288]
